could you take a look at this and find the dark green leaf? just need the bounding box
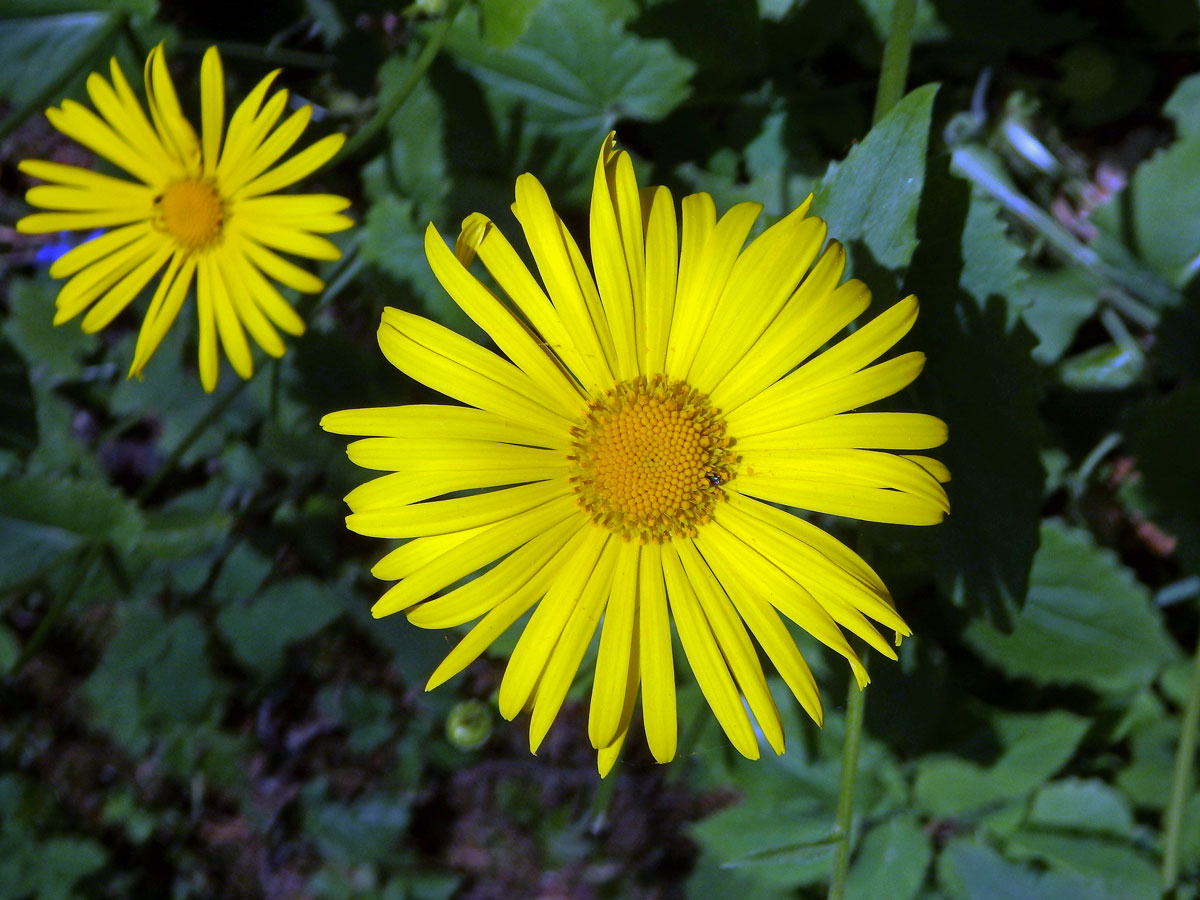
[447,0,695,131]
[1005,831,1159,900]
[0,333,36,458]
[966,520,1177,693]
[938,841,1115,900]
[0,475,142,592]
[1129,385,1200,571]
[3,276,98,381]
[902,156,1044,623]
[813,83,938,270]
[216,577,343,677]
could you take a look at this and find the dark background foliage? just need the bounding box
[1,0,1199,897]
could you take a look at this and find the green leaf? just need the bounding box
[216,577,343,677]
[1005,831,1159,900]
[1131,133,1200,286]
[477,0,543,46]
[0,835,107,900]
[0,333,36,458]
[959,192,1029,320]
[1164,73,1200,137]
[901,157,1044,624]
[447,0,695,131]
[1020,267,1101,365]
[938,841,1115,900]
[845,816,932,900]
[84,604,220,753]
[0,12,109,106]
[3,276,98,381]
[0,475,142,592]
[304,789,412,866]
[965,520,1177,693]
[813,83,938,270]
[915,710,1089,817]
[1027,779,1133,838]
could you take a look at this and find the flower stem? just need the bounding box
[332,0,464,165]
[0,11,127,142]
[827,660,868,900]
[1162,624,1200,894]
[872,0,918,124]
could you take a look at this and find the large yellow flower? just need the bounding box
[16,45,352,391]
[323,134,949,774]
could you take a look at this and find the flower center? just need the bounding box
[154,178,224,251]
[568,375,737,543]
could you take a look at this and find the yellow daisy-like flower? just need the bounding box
[322,134,949,775]
[16,44,352,391]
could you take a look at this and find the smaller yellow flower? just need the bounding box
[16,44,352,391]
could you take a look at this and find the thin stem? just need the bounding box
[135,378,250,503]
[332,0,464,165]
[0,11,127,142]
[15,544,102,671]
[828,663,868,900]
[1162,625,1200,895]
[872,0,918,124]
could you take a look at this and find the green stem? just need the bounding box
[828,663,868,900]
[15,543,102,671]
[1162,625,1200,894]
[872,0,918,124]
[0,11,127,142]
[135,378,250,503]
[331,0,464,165]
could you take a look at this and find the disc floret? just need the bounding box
[154,178,225,251]
[568,375,737,543]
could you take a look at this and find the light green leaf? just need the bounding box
[1059,343,1144,391]
[1027,779,1133,837]
[1006,831,1159,900]
[1020,267,1100,364]
[965,520,1177,693]
[1131,133,1200,286]
[477,0,543,46]
[939,840,1116,900]
[1164,72,1200,137]
[959,192,1029,320]
[915,710,1089,818]
[813,83,938,269]
[845,816,932,900]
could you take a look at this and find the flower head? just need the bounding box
[322,134,949,774]
[16,44,352,391]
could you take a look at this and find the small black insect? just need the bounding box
[705,472,724,487]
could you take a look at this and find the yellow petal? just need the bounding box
[588,540,639,749]
[425,224,584,417]
[320,404,563,448]
[237,133,345,199]
[661,542,760,759]
[736,412,948,452]
[638,542,677,763]
[80,241,172,332]
[641,185,678,376]
[131,255,195,377]
[200,46,225,174]
[589,134,639,379]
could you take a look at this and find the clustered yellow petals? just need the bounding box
[568,374,737,543]
[154,178,225,251]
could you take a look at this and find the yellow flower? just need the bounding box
[322,134,949,774]
[16,44,352,391]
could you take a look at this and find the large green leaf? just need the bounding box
[966,520,1177,693]
[0,334,36,459]
[813,83,938,270]
[901,155,1044,623]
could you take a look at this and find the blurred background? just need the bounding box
[2,0,1200,897]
